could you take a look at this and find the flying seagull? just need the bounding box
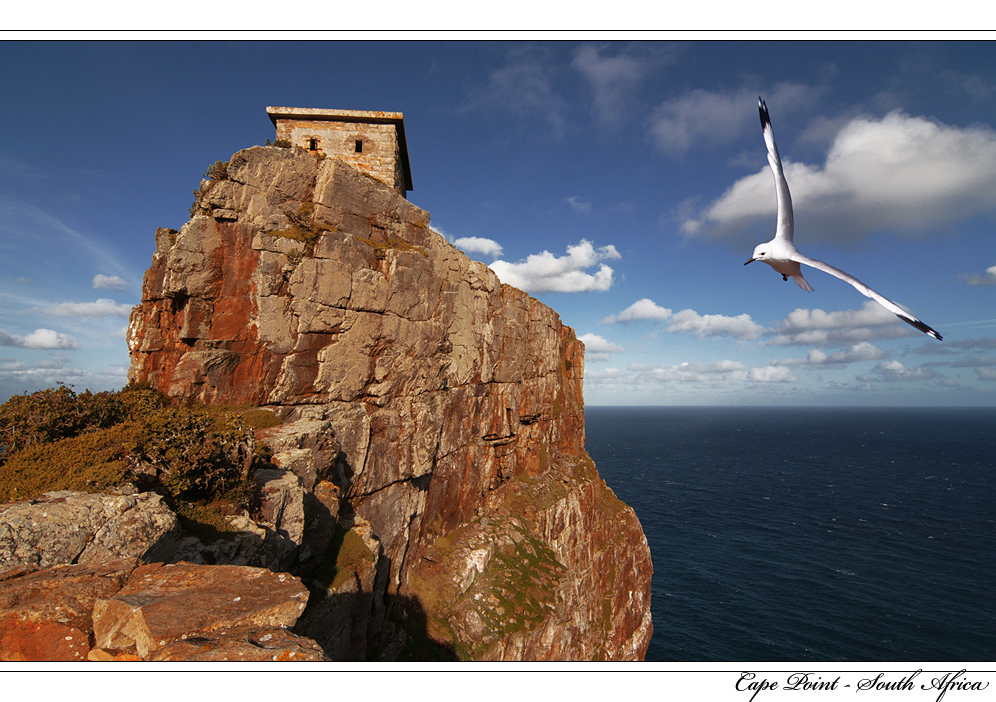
[745,98,942,340]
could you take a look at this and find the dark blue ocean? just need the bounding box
[585,407,996,662]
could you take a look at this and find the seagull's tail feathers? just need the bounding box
[791,274,814,292]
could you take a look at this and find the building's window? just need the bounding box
[355,140,363,153]
[309,138,318,151]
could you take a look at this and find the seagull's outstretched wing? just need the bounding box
[793,253,943,340]
[759,97,794,243]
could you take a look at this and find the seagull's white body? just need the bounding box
[746,98,942,341]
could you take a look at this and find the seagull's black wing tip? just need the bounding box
[758,97,770,129]
[900,315,943,340]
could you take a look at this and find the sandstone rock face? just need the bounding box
[92,561,310,658]
[127,146,653,660]
[0,490,179,577]
[0,560,135,661]
[0,558,323,661]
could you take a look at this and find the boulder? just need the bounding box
[0,554,324,661]
[0,491,179,577]
[92,561,309,658]
[0,558,139,661]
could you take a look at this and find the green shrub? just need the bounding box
[0,384,127,461]
[187,160,230,218]
[0,384,277,511]
[126,408,258,503]
[0,422,136,502]
[273,201,325,257]
[357,235,427,261]
[204,160,229,182]
[116,382,171,415]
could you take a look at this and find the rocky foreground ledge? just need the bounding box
[0,556,322,661]
[1,144,652,661]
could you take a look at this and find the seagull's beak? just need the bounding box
[744,258,755,266]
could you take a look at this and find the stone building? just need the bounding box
[266,107,413,197]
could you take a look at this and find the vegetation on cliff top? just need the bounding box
[188,160,230,218]
[0,384,281,533]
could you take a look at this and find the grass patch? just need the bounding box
[174,501,243,539]
[271,201,329,257]
[356,235,427,260]
[313,524,377,591]
[238,408,282,430]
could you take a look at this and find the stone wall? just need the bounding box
[274,119,405,195]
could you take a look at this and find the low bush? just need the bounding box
[0,385,279,525]
[204,160,229,182]
[187,160,230,217]
[0,422,136,502]
[0,384,127,460]
[274,201,325,257]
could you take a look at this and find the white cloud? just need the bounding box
[453,236,504,259]
[774,341,887,367]
[768,301,918,346]
[578,333,624,362]
[861,360,941,383]
[578,333,624,354]
[601,298,673,324]
[959,264,996,286]
[632,359,797,386]
[489,239,621,293]
[573,45,648,128]
[565,196,592,214]
[42,298,132,317]
[464,47,566,136]
[600,298,763,339]
[746,365,798,383]
[603,298,925,345]
[92,274,129,291]
[665,308,765,340]
[0,357,96,399]
[683,110,996,242]
[649,88,753,157]
[0,328,79,350]
[648,83,822,157]
[22,329,79,350]
[585,366,632,383]
[975,367,996,381]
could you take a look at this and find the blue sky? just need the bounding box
[1,39,994,406]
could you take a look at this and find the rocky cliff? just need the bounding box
[124,144,652,660]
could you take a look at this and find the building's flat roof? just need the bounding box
[267,107,404,125]
[266,107,412,191]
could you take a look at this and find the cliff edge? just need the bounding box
[126,145,652,660]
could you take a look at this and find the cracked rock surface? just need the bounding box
[125,145,653,661]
